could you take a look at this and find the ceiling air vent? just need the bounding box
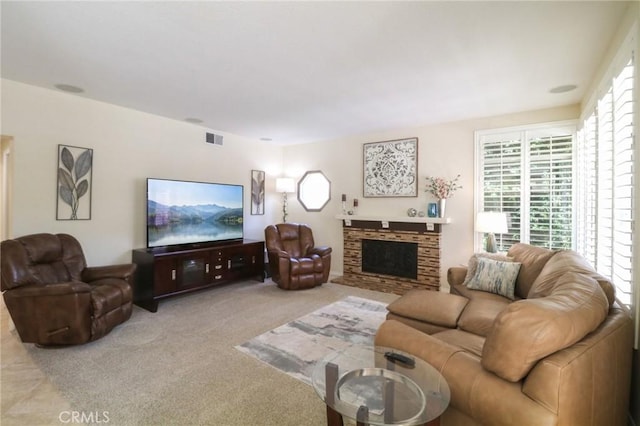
[206,133,223,146]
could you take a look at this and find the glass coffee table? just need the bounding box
[311,345,450,426]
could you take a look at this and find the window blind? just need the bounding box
[576,54,634,308]
[528,135,573,249]
[480,136,522,249]
[477,124,575,252]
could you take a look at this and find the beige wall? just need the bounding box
[0,77,579,284]
[282,104,580,287]
[0,79,284,265]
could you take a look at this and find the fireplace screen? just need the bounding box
[361,239,418,279]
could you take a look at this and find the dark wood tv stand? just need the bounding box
[131,239,264,312]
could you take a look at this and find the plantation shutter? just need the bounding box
[527,131,574,249]
[611,57,635,307]
[576,112,598,264]
[477,123,575,251]
[576,54,634,308]
[478,132,522,250]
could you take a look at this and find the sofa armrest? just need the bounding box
[309,246,332,257]
[267,248,290,260]
[4,281,91,297]
[376,320,558,425]
[82,264,136,283]
[386,290,469,329]
[447,266,468,287]
[522,306,633,423]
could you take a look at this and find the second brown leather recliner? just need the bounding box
[265,223,331,290]
[1,233,136,346]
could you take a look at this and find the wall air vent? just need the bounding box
[206,133,223,146]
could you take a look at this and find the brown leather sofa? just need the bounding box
[375,243,633,425]
[265,223,332,290]
[1,233,135,346]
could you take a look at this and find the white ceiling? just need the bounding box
[0,1,631,145]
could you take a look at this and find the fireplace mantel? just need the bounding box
[335,214,451,224]
[336,214,450,233]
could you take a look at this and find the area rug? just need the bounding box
[235,295,388,385]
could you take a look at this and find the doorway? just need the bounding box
[1,135,14,240]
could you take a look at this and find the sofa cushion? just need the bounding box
[465,257,521,299]
[528,249,616,306]
[507,243,556,299]
[456,290,512,337]
[386,312,453,335]
[481,271,609,382]
[386,289,469,328]
[433,329,485,358]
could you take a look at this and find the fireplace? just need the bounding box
[361,239,418,279]
[333,216,443,294]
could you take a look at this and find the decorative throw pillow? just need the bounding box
[466,257,521,300]
[463,252,514,286]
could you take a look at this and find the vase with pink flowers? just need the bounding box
[425,175,462,218]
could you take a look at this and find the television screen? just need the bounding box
[147,178,244,248]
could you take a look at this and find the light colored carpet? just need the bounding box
[235,296,388,385]
[4,280,397,426]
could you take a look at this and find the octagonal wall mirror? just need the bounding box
[297,170,331,212]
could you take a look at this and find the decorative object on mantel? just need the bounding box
[407,208,417,217]
[425,174,462,218]
[352,198,358,215]
[57,144,92,220]
[276,177,295,222]
[427,203,438,218]
[341,194,347,214]
[438,199,447,219]
[476,211,509,253]
[363,137,418,198]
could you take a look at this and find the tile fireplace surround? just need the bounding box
[332,215,448,294]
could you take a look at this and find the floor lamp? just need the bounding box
[276,177,295,223]
[476,212,508,253]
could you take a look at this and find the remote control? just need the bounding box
[384,351,416,368]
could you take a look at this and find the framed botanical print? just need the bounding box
[363,137,418,197]
[56,144,93,220]
[251,170,265,215]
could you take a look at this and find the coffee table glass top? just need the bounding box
[311,345,450,425]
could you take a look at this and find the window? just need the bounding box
[476,26,637,346]
[475,122,576,252]
[577,52,635,309]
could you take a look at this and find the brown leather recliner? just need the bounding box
[1,233,136,346]
[265,223,332,290]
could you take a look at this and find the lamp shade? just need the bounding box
[476,212,508,234]
[276,177,295,193]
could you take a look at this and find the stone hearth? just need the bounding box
[333,216,444,294]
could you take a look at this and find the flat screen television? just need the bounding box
[146,178,244,249]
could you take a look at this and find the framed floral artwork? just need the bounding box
[56,144,93,220]
[363,137,418,197]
